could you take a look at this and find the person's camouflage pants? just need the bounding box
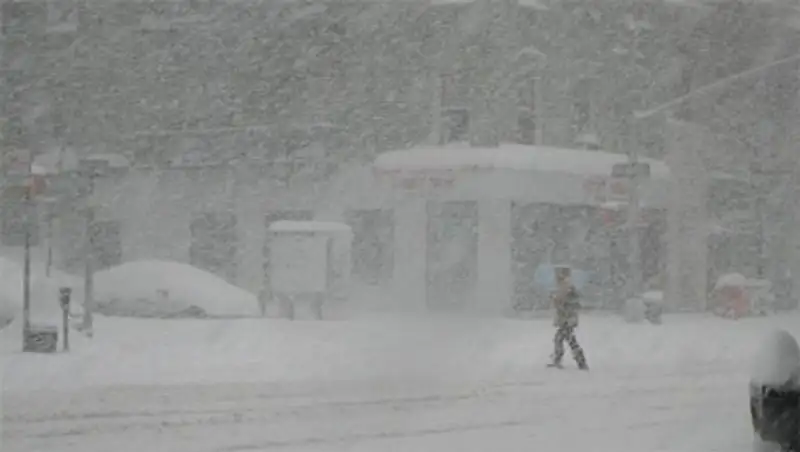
[552,325,587,368]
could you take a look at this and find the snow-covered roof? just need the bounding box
[374,144,672,179]
[714,272,747,289]
[431,0,549,9]
[268,220,352,233]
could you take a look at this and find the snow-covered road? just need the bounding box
[4,366,751,452]
[5,312,793,452]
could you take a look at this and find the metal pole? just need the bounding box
[753,170,766,278]
[534,75,544,145]
[22,165,32,335]
[626,142,643,297]
[1,0,33,347]
[626,25,643,298]
[62,304,69,352]
[81,173,94,337]
[46,215,52,277]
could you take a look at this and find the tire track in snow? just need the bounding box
[4,370,742,443]
[4,365,741,424]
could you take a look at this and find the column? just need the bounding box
[392,197,427,310]
[235,167,264,295]
[665,118,709,310]
[476,199,512,315]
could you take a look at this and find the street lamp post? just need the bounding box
[621,15,648,299]
[3,152,41,350]
[22,157,33,335]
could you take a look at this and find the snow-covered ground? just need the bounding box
[2,312,798,451]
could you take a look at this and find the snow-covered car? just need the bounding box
[750,330,800,452]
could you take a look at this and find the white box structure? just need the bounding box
[271,234,329,293]
[267,221,352,319]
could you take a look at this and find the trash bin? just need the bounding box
[750,330,800,452]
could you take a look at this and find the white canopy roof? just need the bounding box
[374,144,672,180]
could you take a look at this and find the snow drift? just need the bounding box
[5,312,800,392]
[93,260,260,318]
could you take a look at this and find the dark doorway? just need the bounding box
[189,212,238,283]
[425,200,478,310]
[345,209,394,286]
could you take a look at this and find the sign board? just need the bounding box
[611,162,650,179]
[375,169,456,195]
[270,234,329,293]
[584,177,631,204]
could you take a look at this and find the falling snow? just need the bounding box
[3,0,800,451]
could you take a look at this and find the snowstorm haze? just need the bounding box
[2,0,800,451]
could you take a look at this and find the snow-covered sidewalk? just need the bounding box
[3,312,798,392]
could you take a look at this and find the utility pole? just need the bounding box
[80,165,98,337]
[78,157,111,338]
[623,11,647,298]
[2,0,38,346]
[22,153,32,332]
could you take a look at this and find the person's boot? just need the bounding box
[548,350,564,368]
[575,350,589,370]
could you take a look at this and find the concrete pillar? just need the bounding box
[665,118,709,310]
[476,199,512,314]
[392,197,427,310]
[235,168,264,295]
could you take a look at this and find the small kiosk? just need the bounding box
[266,220,352,320]
[373,144,673,313]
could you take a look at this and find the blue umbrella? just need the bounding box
[533,264,590,291]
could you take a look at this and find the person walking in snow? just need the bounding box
[548,267,588,370]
